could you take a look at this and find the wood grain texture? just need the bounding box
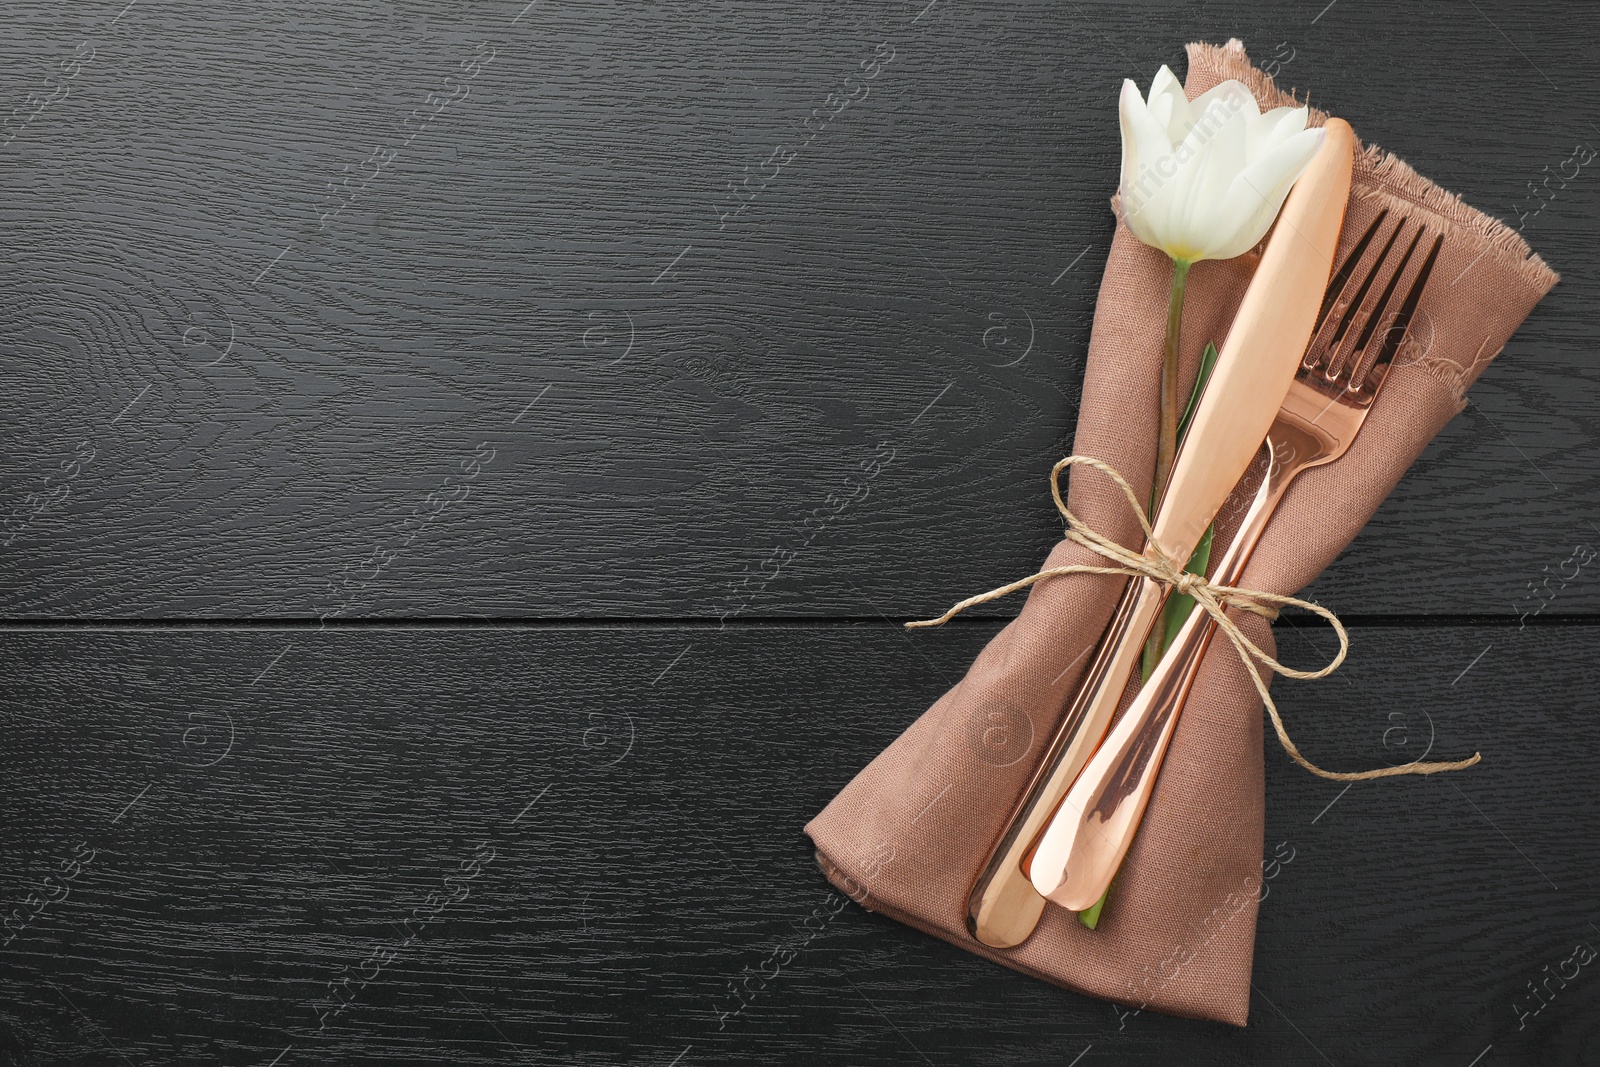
[1,625,1596,1065]
[0,0,1594,618]
[3,1,1598,1064]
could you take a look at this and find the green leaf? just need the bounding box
[1176,341,1220,447]
[1077,891,1107,930]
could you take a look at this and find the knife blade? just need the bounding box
[968,118,1355,945]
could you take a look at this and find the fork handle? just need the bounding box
[1029,446,1293,909]
[966,573,1170,947]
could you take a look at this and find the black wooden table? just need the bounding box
[3,2,1596,1064]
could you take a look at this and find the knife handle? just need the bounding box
[966,574,1170,947]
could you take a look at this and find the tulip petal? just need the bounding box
[1246,106,1310,162]
[1189,79,1259,127]
[1157,101,1237,261]
[1119,78,1183,247]
[1186,102,1250,257]
[1117,79,1141,189]
[1147,65,1190,143]
[1207,126,1325,260]
[1176,84,1260,259]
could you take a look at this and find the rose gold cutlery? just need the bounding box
[967,118,1357,949]
[1030,210,1444,911]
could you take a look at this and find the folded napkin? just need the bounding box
[805,39,1558,1027]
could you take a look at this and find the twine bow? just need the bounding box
[908,455,1481,781]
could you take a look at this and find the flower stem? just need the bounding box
[1137,260,1192,729]
[1150,257,1191,512]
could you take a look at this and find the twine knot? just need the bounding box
[1171,571,1202,597]
[907,455,1480,782]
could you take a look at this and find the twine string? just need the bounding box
[907,455,1481,781]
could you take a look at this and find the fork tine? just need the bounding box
[1302,211,1402,376]
[1351,229,1444,398]
[1313,207,1388,332]
[1320,216,1414,381]
[1339,223,1426,378]
[1298,209,1444,401]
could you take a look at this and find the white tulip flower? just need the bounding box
[1118,66,1325,264]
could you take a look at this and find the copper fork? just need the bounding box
[1028,210,1444,910]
